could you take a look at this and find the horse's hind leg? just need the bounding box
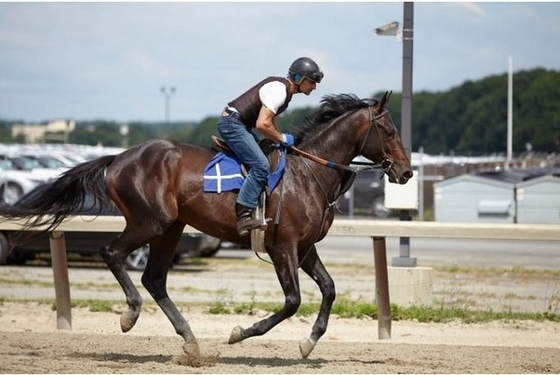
[298,245,336,358]
[141,222,200,361]
[100,228,150,333]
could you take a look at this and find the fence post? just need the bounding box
[373,236,391,339]
[49,231,72,330]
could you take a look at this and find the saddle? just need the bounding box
[209,135,281,253]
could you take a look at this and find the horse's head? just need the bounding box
[294,92,412,185]
[361,92,413,185]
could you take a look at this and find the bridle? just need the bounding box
[365,106,395,175]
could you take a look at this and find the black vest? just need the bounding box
[228,76,292,128]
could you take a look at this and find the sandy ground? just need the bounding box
[1,302,560,373]
[1,255,560,373]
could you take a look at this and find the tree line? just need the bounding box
[1,68,558,154]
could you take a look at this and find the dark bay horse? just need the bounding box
[0,92,412,362]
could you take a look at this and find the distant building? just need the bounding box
[11,119,75,143]
[434,168,560,224]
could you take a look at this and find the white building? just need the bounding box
[11,119,75,143]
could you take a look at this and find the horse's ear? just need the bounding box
[380,91,391,108]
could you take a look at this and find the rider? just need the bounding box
[217,57,324,236]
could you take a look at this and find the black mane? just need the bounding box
[294,94,373,144]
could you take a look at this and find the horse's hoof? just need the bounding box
[178,341,202,367]
[299,337,316,359]
[120,311,139,333]
[228,325,244,344]
[183,341,201,358]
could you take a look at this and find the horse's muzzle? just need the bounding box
[387,168,413,185]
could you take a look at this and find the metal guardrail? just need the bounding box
[1,216,559,338]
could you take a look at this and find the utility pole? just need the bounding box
[376,2,417,267]
[160,86,176,123]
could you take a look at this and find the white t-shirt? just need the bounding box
[259,81,287,114]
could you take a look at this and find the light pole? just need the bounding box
[120,124,129,148]
[375,6,413,157]
[376,2,416,268]
[160,86,176,124]
[506,56,513,170]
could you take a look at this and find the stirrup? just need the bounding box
[250,194,270,253]
[237,219,263,236]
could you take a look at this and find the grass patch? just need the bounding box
[0,277,53,288]
[69,299,118,313]
[432,265,560,278]
[392,304,560,323]
[4,295,559,325]
[0,297,120,313]
[206,296,560,324]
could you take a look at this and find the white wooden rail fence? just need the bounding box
[1,216,559,339]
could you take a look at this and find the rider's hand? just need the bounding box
[281,133,295,147]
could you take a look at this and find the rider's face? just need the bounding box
[298,77,317,95]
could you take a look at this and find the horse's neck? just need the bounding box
[293,118,361,200]
[299,115,361,167]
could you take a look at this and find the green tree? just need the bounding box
[2,68,559,154]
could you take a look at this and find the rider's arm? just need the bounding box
[255,106,284,143]
[256,81,289,143]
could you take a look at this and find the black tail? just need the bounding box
[0,154,116,234]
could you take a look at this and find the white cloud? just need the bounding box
[1,2,559,123]
[450,2,486,16]
[123,49,182,79]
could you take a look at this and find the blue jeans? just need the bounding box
[217,115,270,208]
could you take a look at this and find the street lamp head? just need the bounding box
[161,86,177,95]
[375,21,400,36]
[120,124,129,136]
[160,86,176,123]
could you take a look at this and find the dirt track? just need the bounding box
[2,332,559,374]
[1,302,560,374]
[1,253,560,373]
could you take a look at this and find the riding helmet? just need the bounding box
[288,57,324,84]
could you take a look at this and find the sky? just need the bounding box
[1,1,560,124]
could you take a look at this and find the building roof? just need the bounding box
[476,167,560,183]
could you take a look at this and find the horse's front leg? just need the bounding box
[228,245,301,346]
[298,244,336,358]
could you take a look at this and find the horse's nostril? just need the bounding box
[404,170,413,179]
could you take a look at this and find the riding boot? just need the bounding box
[235,203,263,236]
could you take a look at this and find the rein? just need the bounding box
[290,146,368,172]
[290,107,393,174]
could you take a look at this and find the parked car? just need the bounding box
[22,152,85,168]
[20,154,71,171]
[0,155,64,182]
[0,159,45,205]
[0,184,221,270]
[335,168,394,218]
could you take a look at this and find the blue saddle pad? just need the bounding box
[203,149,286,194]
